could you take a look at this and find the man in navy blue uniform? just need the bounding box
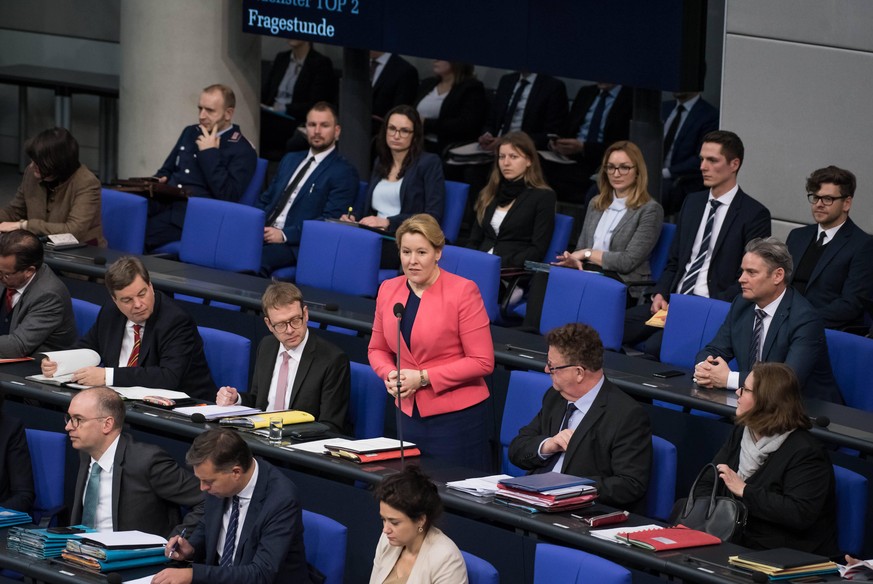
[146,84,257,251]
[256,102,358,276]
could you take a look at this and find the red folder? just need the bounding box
[328,448,421,464]
[616,525,721,551]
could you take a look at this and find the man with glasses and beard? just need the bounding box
[215,283,350,434]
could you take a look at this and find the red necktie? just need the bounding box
[126,324,142,367]
[4,288,15,313]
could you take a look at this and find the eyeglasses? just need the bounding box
[738,386,754,396]
[807,193,849,206]
[605,164,635,176]
[269,316,305,332]
[64,414,108,429]
[387,125,414,138]
[546,362,581,375]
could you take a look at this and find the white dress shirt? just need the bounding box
[216,460,259,563]
[272,146,336,232]
[265,330,309,411]
[725,289,787,390]
[105,320,146,386]
[683,185,738,297]
[84,434,120,532]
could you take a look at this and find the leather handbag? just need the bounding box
[673,463,747,542]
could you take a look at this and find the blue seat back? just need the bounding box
[825,329,873,410]
[439,245,501,322]
[441,181,470,244]
[543,213,574,262]
[238,157,269,206]
[179,199,264,272]
[540,268,627,351]
[296,220,382,297]
[646,436,677,521]
[650,222,677,282]
[302,510,347,584]
[72,298,101,338]
[500,370,551,476]
[349,362,386,439]
[25,429,67,524]
[101,188,147,254]
[461,550,499,584]
[534,543,631,584]
[660,294,731,369]
[834,465,868,556]
[197,326,251,393]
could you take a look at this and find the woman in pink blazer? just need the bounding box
[369,214,495,470]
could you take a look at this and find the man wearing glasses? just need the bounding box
[785,166,873,331]
[256,101,358,276]
[215,282,350,433]
[0,230,76,357]
[67,387,204,536]
[509,323,652,510]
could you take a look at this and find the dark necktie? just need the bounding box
[545,402,577,473]
[815,231,827,248]
[4,288,15,314]
[749,308,767,365]
[584,90,608,144]
[500,78,529,135]
[663,104,685,156]
[679,199,722,294]
[81,463,102,527]
[265,157,315,227]
[220,495,240,567]
[126,324,142,367]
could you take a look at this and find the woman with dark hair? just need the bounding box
[415,60,488,155]
[0,127,106,246]
[369,466,467,584]
[0,390,35,512]
[344,105,445,268]
[467,131,556,268]
[695,362,839,555]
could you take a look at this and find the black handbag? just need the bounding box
[673,463,747,542]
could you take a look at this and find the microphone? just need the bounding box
[811,415,830,428]
[93,256,107,266]
[304,300,339,311]
[393,303,405,467]
[190,413,207,424]
[105,573,123,584]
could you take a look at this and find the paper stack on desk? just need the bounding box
[323,437,420,463]
[26,349,100,385]
[729,548,839,580]
[446,474,513,499]
[61,530,168,572]
[494,472,598,513]
[0,507,31,528]
[7,526,96,559]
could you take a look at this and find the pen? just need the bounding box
[169,527,187,557]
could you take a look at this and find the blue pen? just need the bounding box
[169,527,187,557]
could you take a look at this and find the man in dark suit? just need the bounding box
[509,323,652,510]
[40,257,216,399]
[479,72,568,150]
[0,230,76,357]
[370,51,419,131]
[786,166,873,330]
[66,387,204,536]
[694,237,841,403]
[216,282,350,433]
[148,84,257,251]
[543,83,632,203]
[257,102,358,275]
[624,130,771,358]
[261,40,337,154]
[153,429,314,584]
[661,92,719,215]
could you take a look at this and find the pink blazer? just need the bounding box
[368,270,494,417]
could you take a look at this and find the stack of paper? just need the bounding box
[26,349,100,385]
[323,438,420,463]
[0,507,31,528]
[61,531,168,572]
[446,475,513,499]
[729,548,839,580]
[173,404,261,421]
[7,526,95,559]
[590,523,663,545]
[495,472,597,513]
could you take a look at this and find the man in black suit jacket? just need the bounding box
[661,92,719,215]
[0,230,76,357]
[154,429,314,584]
[479,72,568,150]
[216,282,350,433]
[509,323,652,510]
[624,130,771,358]
[261,40,337,154]
[544,83,632,203]
[66,387,204,536]
[786,166,873,330]
[694,238,841,403]
[40,257,216,399]
[370,52,419,128]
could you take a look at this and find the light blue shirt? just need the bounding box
[578,85,622,144]
[538,375,606,473]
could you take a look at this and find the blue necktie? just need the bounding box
[584,90,608,144]
[220,495,240,567]
[81,463,102,527]
[500,78,529,135]
[679,199,722,294]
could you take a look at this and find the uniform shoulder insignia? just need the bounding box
[228,131,241,143]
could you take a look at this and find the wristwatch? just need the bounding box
[419,370,428,387]
[583,250,592,260]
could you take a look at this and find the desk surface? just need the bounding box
[0,64,119,97]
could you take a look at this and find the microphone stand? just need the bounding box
[393,304,405,467]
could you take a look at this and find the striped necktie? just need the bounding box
[126,324,142,367]
[219,495,240,567]
[679,199,722,294]
[749,308,766,365]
